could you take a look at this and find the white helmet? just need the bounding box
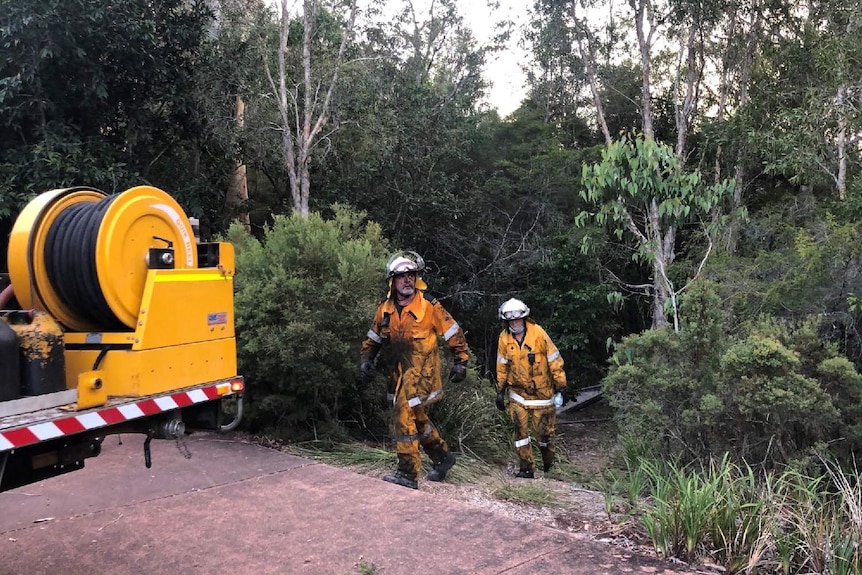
[498,298,530,321]
[386,251,425,278]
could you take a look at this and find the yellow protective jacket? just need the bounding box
[361,290,469,406]
[496,319,566,408]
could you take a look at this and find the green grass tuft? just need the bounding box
[354,556,378,575]
[490,481,560,506]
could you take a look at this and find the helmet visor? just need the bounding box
[501,309,525,320]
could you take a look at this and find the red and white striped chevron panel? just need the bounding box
[0,382,236,452]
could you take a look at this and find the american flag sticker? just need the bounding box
[207,312,228,326]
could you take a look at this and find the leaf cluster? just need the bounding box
[578,134,735,256]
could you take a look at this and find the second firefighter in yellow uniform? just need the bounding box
[495,298,567,478]
[360,251,469,489]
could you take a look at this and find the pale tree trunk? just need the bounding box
[576,0,676,329]
[724,7,761,253]
[226,94,250,230]
[268,0,357,218]
[836,84,848,200]
[674,20,699,160]
[713,5,741,185]
[631,0,675,329]
[631,0,656,138]
[713,7,735,185]
[647,198,677,331]
[571,1,612,145]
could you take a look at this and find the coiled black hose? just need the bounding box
[43,195,127,331]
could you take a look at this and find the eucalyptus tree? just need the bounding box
[205,0,280,229]
[523,0,597,145]
[578,134,737,330]
[527,0,760,328]
[312,0,494,244]
[267,0,359,218]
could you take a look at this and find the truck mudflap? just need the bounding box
[0,377,243,453]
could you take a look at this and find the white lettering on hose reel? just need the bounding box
[151,203,194,267]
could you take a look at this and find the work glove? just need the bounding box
[553,392,564,408]
[449,362,467,383]
[359,359,375,384]
[495,390,506,412]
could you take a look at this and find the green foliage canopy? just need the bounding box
[0,0,234,224]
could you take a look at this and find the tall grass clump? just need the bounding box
[615,452,862,574]
[612,452,767,571]
[432,369,510,464]
[763,459,862,575]
[637,455,761,564]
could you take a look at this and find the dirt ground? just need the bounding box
[263,398,703,573]
[423,400,666,566]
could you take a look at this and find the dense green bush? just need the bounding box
[604,280,862,468]
[229,206,391,440]
[720,332,839,465]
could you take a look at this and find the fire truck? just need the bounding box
[0,185,243,492]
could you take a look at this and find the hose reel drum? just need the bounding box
[8,186,198,332]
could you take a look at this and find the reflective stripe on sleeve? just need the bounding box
[548,350,561,362]
[497,356,508,364]
[508,391,554,407]
[514,437,531,448]
[443,323,461,341]
[367,329,382,344]
[419,424,434,439]
[407,389,443,408]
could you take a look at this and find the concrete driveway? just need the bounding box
[0,433,697,575]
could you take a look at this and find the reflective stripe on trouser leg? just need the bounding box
[535,407,557,469]
[393,400,422,478]
[509,402,534,470]
[414,405,448,464]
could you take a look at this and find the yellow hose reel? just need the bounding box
[8,186,198,332]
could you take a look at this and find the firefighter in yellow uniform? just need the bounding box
[495,298,566,478]
[359,251,470,489]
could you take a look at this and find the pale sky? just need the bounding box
[458,0,530,116]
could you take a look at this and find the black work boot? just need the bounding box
[426,451,456,482]
[543,460,554,473]
[383,471,419,489]
[515,469,535,479]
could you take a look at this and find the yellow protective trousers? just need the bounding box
[509,402,556,473]
[392,400,448,479]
